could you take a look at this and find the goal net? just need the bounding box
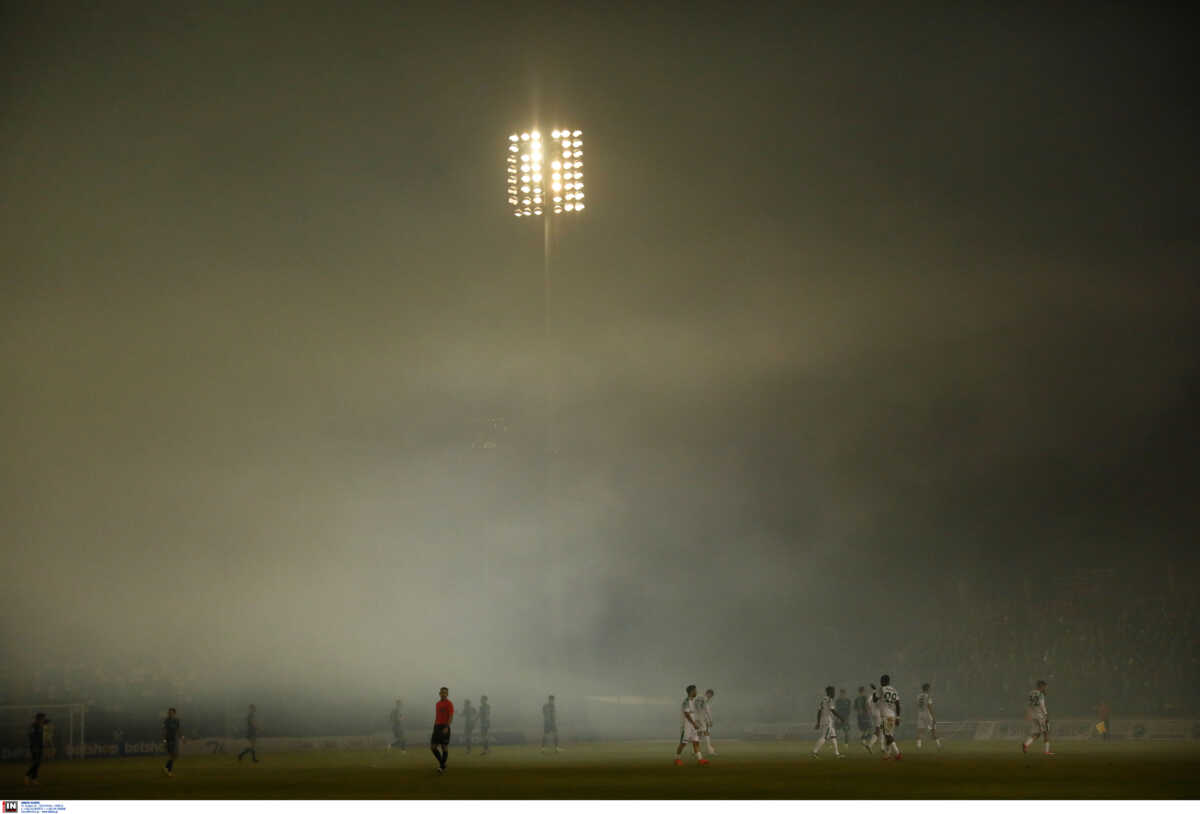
[0,703,88,760]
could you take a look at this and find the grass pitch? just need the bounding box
[4,740,1199,799]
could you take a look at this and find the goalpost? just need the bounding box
[0,703,87,760]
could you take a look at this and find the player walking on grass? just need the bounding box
[478,695,491,754]
[162,707,182,776]
[835,688,852,745]
[462,699,477,754]
[24,712,47,786]
[431,687,454,773]
[388,698,407,752]
[237,704,259,763]
[854,686,872,750]
[864,683,883,753]
[811,685,846,758]
[674,685,711,766]
[1022,680,1053,756]
[915,683,942,750]
[542,695,561,752]
[698,689,716,755]
[879,675,902,760]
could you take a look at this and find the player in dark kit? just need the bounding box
[462,699,477,753]
[237,704,259,763]
[162,707,182,776]
[854,686,871,748]
[478,695,491,755]
[24,712,48,786]
[388,698,407,752]
[542,694,560,752]
[431,687,454,773]
[835,689,852,745]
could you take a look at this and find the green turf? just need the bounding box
[4,740,1199,799]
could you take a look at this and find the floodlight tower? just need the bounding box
[504,125,586,450]
[506,127,585,676]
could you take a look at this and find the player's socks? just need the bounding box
[1044,742,1051,754]
[916,739,923,749]
[832,739,841,756]
[813,735,826,754]
[935,738,943,749]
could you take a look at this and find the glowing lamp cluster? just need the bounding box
[506,128,585,217]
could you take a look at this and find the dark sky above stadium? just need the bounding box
[2,2,1196,703]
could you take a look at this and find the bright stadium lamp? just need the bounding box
[506,127,584,217]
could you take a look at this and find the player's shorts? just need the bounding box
[680,724,701,745]
[543,723,557,734]
[1028,717,1048,737]
[870,710,882,728]
[917,712,934,730]
[882,714,897,736]
[431,725,451,745]
[166,740,179,758]
[857,716,872,733]
[819,720,837,740]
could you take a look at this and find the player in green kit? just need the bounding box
[462,699,477,753]
[237,704,260,763]
[478,695,491,755]
[388,698,407,752]
[162,708,181,776]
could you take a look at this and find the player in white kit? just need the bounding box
[1022,680,1054,756]
[674,685,711,766]
[696,689,716,755]
[811,685,845,758]
[915,683,942,750]
[878,674,903,760]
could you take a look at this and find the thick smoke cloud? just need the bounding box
[2,2,1196,736]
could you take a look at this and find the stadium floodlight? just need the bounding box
[506,127,584,217]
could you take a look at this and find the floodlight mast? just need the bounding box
[506,126,585,679]
[504,125,587,457]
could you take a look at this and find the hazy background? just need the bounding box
[2,2,1197,739]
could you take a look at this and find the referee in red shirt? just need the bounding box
[431,687,454,773]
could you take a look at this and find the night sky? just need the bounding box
[2,2,1197,707]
